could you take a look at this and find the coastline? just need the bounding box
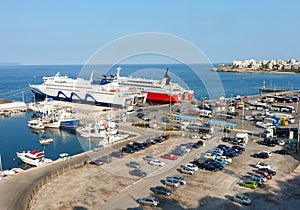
[212,66,298,74]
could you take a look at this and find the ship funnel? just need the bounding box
[89,71,94,82]
[161,68,171,86]
[116,67,121,79]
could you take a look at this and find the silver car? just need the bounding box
[126,161,141,168]
[164,177,180,188]
[233,193,251,205]
[137,196,159,207]
[171,175,187,185]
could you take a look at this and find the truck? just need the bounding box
[235,133,249,146]
[274,127,298,139]
[198,109,212,118]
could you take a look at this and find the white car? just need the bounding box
[255,162,271,169]
[278,140,285,146]
[185,163,198,171]
[262,151,272,157]
[219,156,232,163]
[179,166,194,175]
[202,134,212,140]
[149,159,165,167]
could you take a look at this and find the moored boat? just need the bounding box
[29,72,147,107]
[39,138,54,145]
[16,150,53,167]
[28,120,45,130]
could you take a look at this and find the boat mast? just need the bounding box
[0,153,3,180]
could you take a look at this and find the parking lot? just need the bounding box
[32,120,300,210]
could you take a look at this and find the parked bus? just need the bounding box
[248,103,269,111]
[269,105,295,113]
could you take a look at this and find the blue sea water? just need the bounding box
[0,64,300,169]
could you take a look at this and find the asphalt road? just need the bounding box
[0,123,158,210]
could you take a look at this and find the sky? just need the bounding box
[0,0,299,65]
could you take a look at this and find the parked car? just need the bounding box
[193,140,204,148]
[217,144,231,151]
[144,138,156,145]
[161,153,178,160]
[274,149,290,155]
[233,193,251,205]
[90,158,104,166]
[278,139,286,146]
[149,159,165,167]
[129,169,147,177]
[137,112,150,121]
[110,151,124,158]
[164,177,180,188]
[171,175,187,185]
[179,166,195,174]
[219,156,232,163]
[98,155,112,163]
[231,145,245,152]
[121,147,135,154]
[126,161,141,168]
[260,168,276,176]
[251,173,267,182]
[143,155,154,161]
[162,116,170,123]
[199,162,218,172]
[150,186,172,196]
[221,136,231,142]
[189,133,198,139]
[184,163,198,171]
[253,152,270,159]
[255,170,272,180]
[247,177,263,186]
[255,162,271,169]
[242,180,258,189]
[137,196,159,207]
[202,134,212,140]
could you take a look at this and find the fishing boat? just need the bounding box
[16,150,53,167]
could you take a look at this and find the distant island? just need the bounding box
[212,59,300,74]
[0,62,21,66]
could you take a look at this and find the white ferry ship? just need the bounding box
[116,67,194,103]
[29,72,147,107]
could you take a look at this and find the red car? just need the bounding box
[162,134,170,140]
[255,170,272,180]
[162,154,178,160]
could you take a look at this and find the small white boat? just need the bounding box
[44,121,60,129]
[28,120,45,130]
[16,150,53,167]
[39,138,54,145]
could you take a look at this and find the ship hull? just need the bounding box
[144,91,194,103]
[30,86,144,108]
[60,119,80,129]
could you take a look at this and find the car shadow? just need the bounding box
[249,163,256,168]
[224,195,233,201]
